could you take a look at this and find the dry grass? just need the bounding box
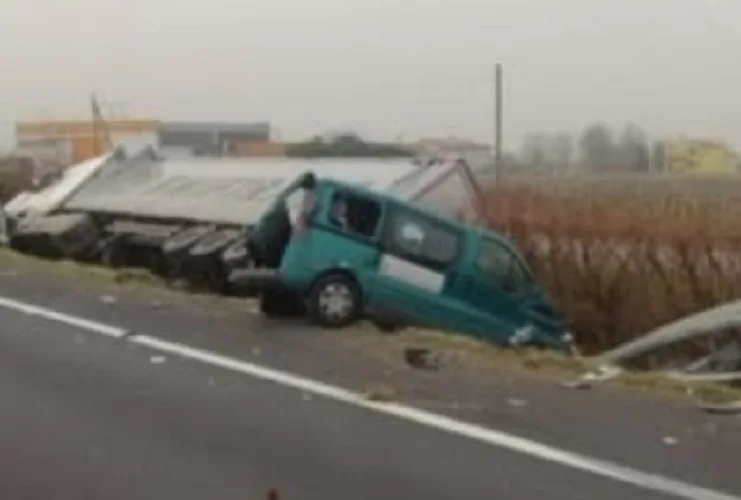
[477,178,741,358]
[0,248,252,312]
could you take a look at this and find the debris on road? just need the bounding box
[404,348,443,371]
[661,436,679,446]
[150,356,167,364]
[99,294,117,305]
[506,397,528,408]
[363,384,397,402]
[698,400,741,415]
[561,365,624,389]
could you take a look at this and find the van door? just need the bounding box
[278,184,385,293]
[452,235,564,346]
[369,204,464,328]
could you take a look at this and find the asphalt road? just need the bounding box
[0,299,730,500]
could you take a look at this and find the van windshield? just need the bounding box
[476,238,534,293]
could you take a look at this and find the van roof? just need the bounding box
[320,177,517,251]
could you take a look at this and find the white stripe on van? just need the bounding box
[378,254,445,293]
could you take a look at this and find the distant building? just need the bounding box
[409,137,493,171]
[15,119,159,165]
[157,121,272,158]
[15,119,279,164]
[664,137,740,174]
[410,136,490,156]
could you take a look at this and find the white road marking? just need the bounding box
[0,296,126,338]
[0,296,737,500]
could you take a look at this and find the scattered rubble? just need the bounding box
[561,365,623,389]
[697,400,741,415]
[99,294,117,305]
[364,384,397,402]
[404,348,443,371]
[506,397,528,408]
[661,436,679,446]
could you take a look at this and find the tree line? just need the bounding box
[514,122,665,173]
[286,133,413,158]
[282,126,669,172]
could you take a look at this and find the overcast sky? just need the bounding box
[1,0,740,149]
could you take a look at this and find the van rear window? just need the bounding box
[327,190,382,239]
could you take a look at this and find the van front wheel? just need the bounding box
[307,274,361,328]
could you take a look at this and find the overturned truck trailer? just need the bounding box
[5,147,480,294]
[3,149,127,258]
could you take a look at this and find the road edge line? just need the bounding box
[0,296,126,338]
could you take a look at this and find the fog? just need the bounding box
[1,0,740,148]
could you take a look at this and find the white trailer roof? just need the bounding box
[63,153,465,225]
[3,150,121,218]
[387,158,481,219]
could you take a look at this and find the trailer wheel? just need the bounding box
[222,239,249,267]
[306,273,361,328]
[100,239,127,268]
[189,229,241,258]
[162,226,213,257]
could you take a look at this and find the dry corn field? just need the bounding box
[477,174,741,355]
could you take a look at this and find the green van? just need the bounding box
[232,172,571,350]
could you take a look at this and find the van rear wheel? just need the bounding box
[307,273,361,328]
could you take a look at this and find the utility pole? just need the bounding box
[91,92,99,156]
[494,63,504,186]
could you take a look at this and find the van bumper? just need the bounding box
[227,267,281,289]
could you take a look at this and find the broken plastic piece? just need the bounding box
[561,365,623,389]
[698,400,741,415]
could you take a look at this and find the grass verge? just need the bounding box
[2,246,739,405]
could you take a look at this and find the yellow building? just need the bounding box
[16,119,160,165]
[665,137,739,174]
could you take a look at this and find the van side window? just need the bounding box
[328,190,382,238]
[476,239,533,293]
[385,210,460,271]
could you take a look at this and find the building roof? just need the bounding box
[16,119,159,136]
[158,121,270,136]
